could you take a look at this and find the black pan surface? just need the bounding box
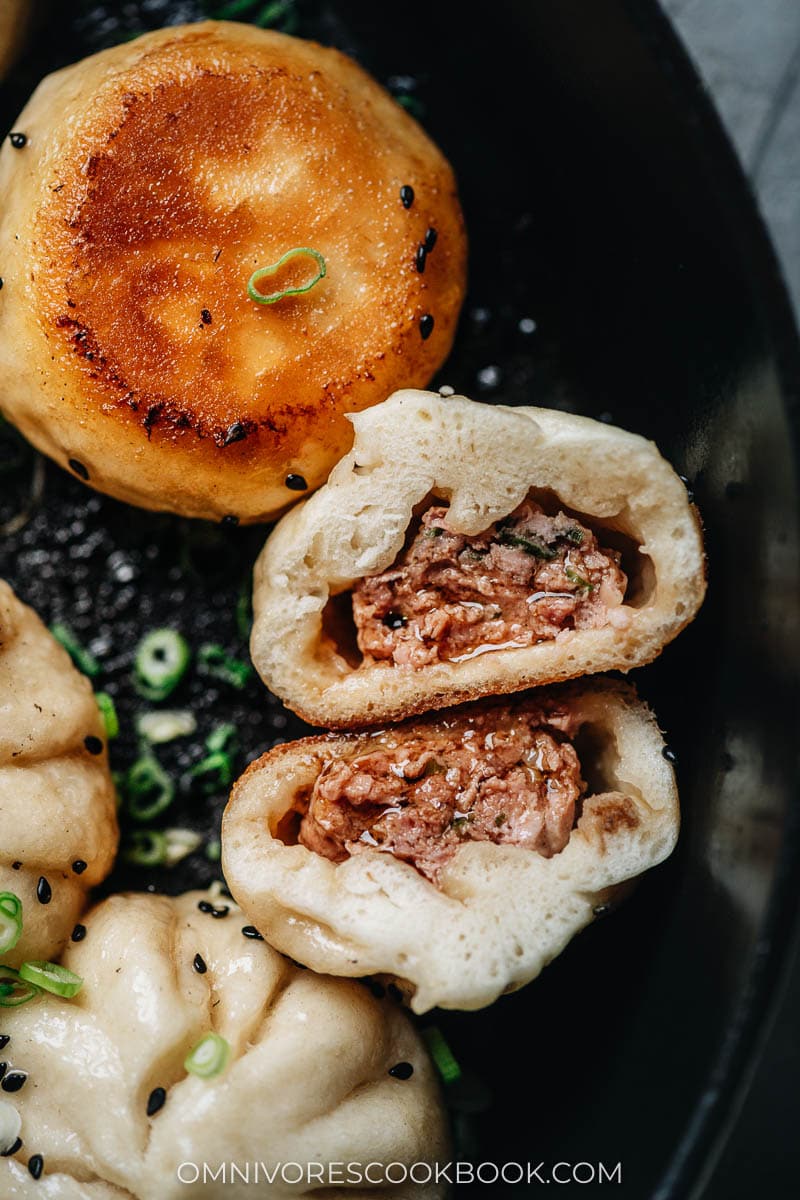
[1,2,799,1196]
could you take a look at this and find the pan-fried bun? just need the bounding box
[0,889,449,1197]
[251,389,706,727]
[222,680,680,1013]
[0,23,466,522]
[0,580,118,967]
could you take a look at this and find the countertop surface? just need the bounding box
[660,2,800,1197]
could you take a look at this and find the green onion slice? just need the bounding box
[123,830,167,867]
[565,567,593,592]
[18,961,83,999]
[134,630,190,701]
[137,709,197,745]
[187,751,235,796]
[184,1032,230,1078]
[247,247,326,306]
[497,530,557,561]
[0,892,22,955]
[197,645,252,690]
[50,623,100,678]
[205,839,222,863]
[205,723,238,755]
[163,828,203,866]
[125,755,175,822]
[95,692,120,739]
[422,1026,462,1085]
[0,966,41,1008]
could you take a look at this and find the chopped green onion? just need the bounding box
[209,0,258,18]
[197,644,252,690]
[18,961,83,999]
[565,527,585,545]
[422,1026,462,1085]
[50,623,100,678]
[137,709,197,744]
[0,892,22,955]
[205,839,222,863]
[134,630,190,701]
[497,530,556,560]
[125,755,175,822]
[123,830,167,867]
[236,582,252,642]
[396,94,426,120]
[185,1032,230,1078]
[95,692,119,739]
[247,247,326,306]
[0,966,41,1008]
[205,723,238,755]
[255,0,293,26]
[187,751,235,796]
[565,567,593,592]
[163,828,203,866]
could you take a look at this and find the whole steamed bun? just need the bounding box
[0,21,466,522]
[0,890,449,1198]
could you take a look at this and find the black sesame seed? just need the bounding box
[83,735,103,756]
[388,1061,414,1080]
[0,1036,8,1051]
[36,876,51,905]
[285,473,308,491]
[382,612,407,630]
[419,314,434,340]
[72,859,88,875]
[400,184,414,209]
[2,1072,27,1093]
[146,1087,166,1116]
[9,132,27,149]
[71,923,87,942]
[11,862,21,871]
[0,1062,6,1080]
[193,953,207,974]
[68,459,89,481]
[662,747,678,764]
[424,227,438,252]
[200,308,212,325]
[28,1154,44,1180]
[222,422,247,447]
[241,925,263,940]
[1,1137,22,1157]
[415,244,427,273]
[197,900,214,913]
[0,277,4,291]
[210,905,229,919]
[221,514,239,527]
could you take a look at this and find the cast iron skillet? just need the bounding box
[1,1,799,1196]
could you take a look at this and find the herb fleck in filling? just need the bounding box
[352,500,627,668]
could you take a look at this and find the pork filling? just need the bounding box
[352,501,628,668]
[298,701,586,884]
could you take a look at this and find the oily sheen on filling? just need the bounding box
[352,501,628,669]
[297,700,586,884]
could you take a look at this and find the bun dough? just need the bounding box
[0,581,118,966]
[251,389,706,726]
[0,889,449,1198]
[0,23,466,522]
[222,680,680,1013]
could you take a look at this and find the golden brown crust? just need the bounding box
[0,22,466,521]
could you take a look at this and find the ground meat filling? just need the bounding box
[352,501,628,668]
[298,703,586,884]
